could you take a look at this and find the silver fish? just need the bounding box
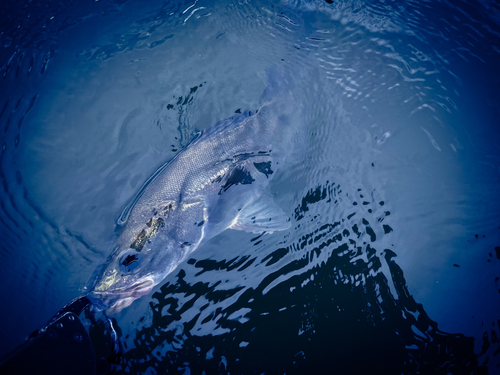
[88,97,291,314]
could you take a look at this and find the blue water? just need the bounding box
[1,0,499,373]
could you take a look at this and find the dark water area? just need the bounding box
[114,184,481,374]
[1,0,500,374]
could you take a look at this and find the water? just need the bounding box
[1,0,499,373]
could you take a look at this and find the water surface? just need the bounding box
[1,0,499,373]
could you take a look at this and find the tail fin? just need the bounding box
[260,66,293,104]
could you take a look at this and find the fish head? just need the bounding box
[88,247,154,314]
[88,200,205,314]
[88,239,186,314]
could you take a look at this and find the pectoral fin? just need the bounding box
[229,196,290,234]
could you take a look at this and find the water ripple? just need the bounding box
[111,181,481,374]
[1,0,499,370]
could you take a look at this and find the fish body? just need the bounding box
[89,102,291,313]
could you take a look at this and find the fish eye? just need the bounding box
[120,251,142,272]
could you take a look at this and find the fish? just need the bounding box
[88,76,292,314]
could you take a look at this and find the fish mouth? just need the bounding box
[126,279,155,295]
[108,278,154,297]
[90,279,154,313]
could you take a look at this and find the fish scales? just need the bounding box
[89,93,290,314]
